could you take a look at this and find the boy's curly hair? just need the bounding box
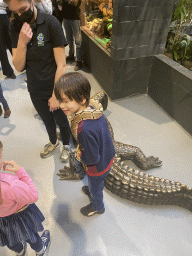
[0,141,2,149]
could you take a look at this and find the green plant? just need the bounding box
[167,0,192,64]
[167,33,192,63]
[173,0,192,23]
[180,35,192,63]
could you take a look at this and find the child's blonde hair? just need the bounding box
[0,140,3,205]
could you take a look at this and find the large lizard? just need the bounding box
[57,92,192,213]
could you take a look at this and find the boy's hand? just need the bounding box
[75,144,82,162]
[3,160,21,173]
[48,96,60,112]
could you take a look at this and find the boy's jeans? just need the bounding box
[69,135,111,211]
[63,19,83,62]
[0,83,8,108]
[88,168,111,212]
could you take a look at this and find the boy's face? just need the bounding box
[0,148,3,171]
[59,93,87,116]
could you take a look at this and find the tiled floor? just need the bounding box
[1,47,192,256]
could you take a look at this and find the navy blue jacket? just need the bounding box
[77,114,115,177]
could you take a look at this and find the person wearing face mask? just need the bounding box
[18,0,53,84]
[4,0,71,163]
[0,0,16,79]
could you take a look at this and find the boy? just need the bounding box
[54,72,115,217]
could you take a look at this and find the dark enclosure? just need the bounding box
[82,0,177,99]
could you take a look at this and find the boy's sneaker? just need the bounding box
[60,145,70,162]
[80,203,105,217]
[16,241,27,256]
[66,55,75,62]
[82,186,90,196]
[36,230,50,256]
[40,141,60,158]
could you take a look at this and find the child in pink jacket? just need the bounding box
[0,140,50,256]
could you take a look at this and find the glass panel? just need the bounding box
[82,0,113,53]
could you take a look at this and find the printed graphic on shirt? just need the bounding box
[37,33,44,46]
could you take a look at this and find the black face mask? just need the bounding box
[14,5,34,24]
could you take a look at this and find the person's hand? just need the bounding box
[58,5,62,11]
[3,160,21,173]
[48,96,60,112]
[18,23,33,46]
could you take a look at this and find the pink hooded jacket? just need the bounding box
[0,167,38,217]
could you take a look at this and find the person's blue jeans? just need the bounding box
[88,168,111,212]
[7,232,43,253]
[0,83,9,108]
[63,19,83,62]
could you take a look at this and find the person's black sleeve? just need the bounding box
[47,15,68,48]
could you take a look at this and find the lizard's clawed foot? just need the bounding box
[57,166,81,180]
[146,156,162,169]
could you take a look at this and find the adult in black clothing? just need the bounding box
[52,0,63,24]
[62,0,83,71]
[0,2,16,79]
[5,0,71,162]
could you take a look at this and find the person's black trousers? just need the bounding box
[0,14,14,77]
[30,95,71,145]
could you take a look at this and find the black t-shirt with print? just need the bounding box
[10,9,68,98]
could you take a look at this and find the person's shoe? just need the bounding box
[80,203,105,217]
[0,105,2,116]
[60,145,70,162]
[82,186,90,196]
[74,61,83,71]
[36,230,50,256]
[24,77,27,83]
[16,241,27,256]
[4,107,11,118]
[7,73,16,79]
[66,55,75,62]
[40,141,60,158]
